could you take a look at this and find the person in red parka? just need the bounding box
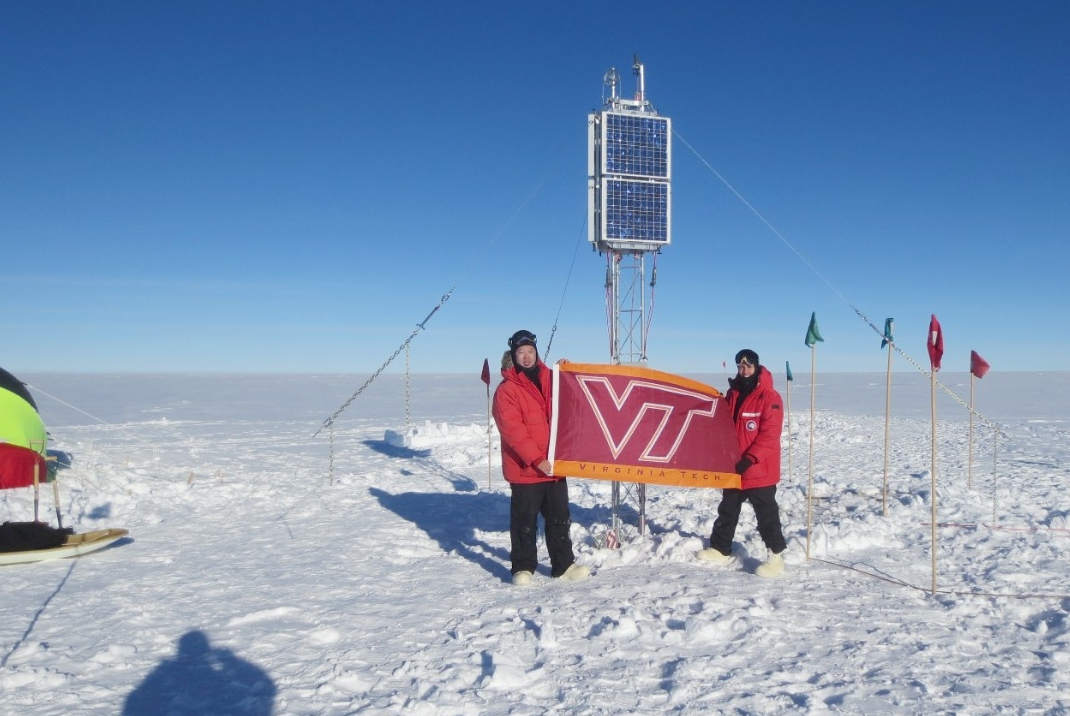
[698,349,788,577]
[492,329,590,586]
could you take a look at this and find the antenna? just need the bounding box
[633,54,645,102]
[604,67,619,101]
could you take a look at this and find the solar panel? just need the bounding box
[603,114,669,178]
[590,110,672,247]
[603,179,669,243]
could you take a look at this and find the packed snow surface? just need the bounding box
[2,371,1069,715]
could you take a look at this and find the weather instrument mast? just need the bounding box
[588,56,672,542]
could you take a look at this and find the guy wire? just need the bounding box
[312,175,550,439]
[674,128,1004,434]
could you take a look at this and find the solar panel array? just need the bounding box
[591,110,671,248]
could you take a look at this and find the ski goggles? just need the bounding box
[508,330,537,350]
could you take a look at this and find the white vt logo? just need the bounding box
[575,376,719,463]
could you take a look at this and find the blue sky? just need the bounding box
[2,1,1067,375]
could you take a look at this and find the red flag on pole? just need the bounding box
[927,315,944,371]
[480,358,491,386]
[970,350,990,379]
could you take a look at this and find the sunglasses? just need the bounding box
[737,357,755,367]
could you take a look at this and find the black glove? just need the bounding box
[734,457,753,475]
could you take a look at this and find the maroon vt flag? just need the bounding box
[549,363,740,489]
[970,350,990,379]
[480,358,490,386]
[927,315,944,371]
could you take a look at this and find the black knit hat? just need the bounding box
[508,330,537,351]
[508,329,538,367]
[735,349,760,367]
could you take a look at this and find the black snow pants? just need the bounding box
[709,484,787,556]
[510,478,576,577]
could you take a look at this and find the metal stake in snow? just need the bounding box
[313,291,453,485]
[312,290,453,442]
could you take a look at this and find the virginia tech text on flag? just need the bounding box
[549,363,740,489]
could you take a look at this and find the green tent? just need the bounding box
[0,367,48,489]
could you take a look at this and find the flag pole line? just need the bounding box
[683,126,1010,591]
[27,383,163,455]
[853,307,1006,436]
[922,522,1070,534]
[676,129,1006,438]
[813,557,1070,601]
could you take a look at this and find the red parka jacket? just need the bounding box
[724,366,784,490]
[492,361,561,485]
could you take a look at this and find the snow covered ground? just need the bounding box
[2,370,1069,715]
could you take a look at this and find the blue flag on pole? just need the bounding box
[805,312,824,347]
[881,318,894,349]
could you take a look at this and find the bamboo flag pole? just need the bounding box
[991,430,999,524]
[50,461,64,529]
[968,372,976,490]
[968,350,991,493]
[28,438,45,523]
[480,358,492,490]
[881,318,894,517]
[785,361,794,483]
[33,458,41,523]
[927,314,944,595]
[806,346,816,560]
[804,312,824,560]
[929,359,938,594]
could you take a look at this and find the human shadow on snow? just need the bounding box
[122,630,275,716]
[370,486,514,581]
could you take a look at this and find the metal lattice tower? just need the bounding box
[588,56,671,544]
[606,251,649,364]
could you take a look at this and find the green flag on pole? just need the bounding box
[881,318,894,348]
[804,312,824,347]
[785,361,793,382]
